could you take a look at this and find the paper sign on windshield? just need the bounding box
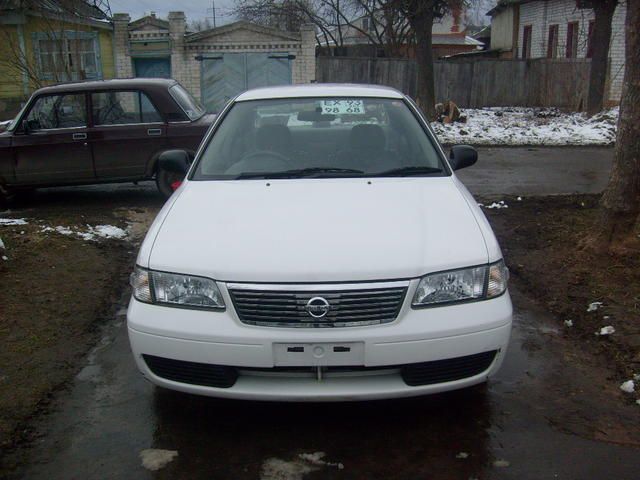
[321,100,365,115]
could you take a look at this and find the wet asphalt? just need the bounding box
[6,146,638,479]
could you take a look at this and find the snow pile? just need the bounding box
[139,449,178,471]
[261,452,343,480]
[479,200,509,210]
[596,326,615,336]
[42,224,127,241]
[0,218,28,226]
[587,301,603,312]
[620,380,635,393]
[0,236,6,261]
[431,107,618,146]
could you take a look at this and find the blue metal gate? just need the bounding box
[200,53,293,112]
[134,57,171,78]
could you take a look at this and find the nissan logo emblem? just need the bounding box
[305,296,331,318]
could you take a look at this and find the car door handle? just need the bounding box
[72,133,87,140]
[147,128,162,136]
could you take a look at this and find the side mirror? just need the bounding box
[158,150,190,175]
[449,145,478,171]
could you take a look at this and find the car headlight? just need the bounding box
[130,266,225,310]
[412,260,508,307]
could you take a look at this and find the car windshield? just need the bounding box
[169,84,205,121]
[191,97,447,180]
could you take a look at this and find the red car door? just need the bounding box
[11,93,94,185]
[89,90,168,179]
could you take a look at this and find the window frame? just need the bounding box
[21,92,89,132]
[32,30,103,82]
[522,25,532,59]
[566,21,579,58]
[547,24,559,59]
[587,20,595,58]
[89,89,166,127]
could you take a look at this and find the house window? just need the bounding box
[587,20,595,58]
[522,25,532,58]
[547,24,559,58]
[566,21,579,58]
[34,31,101,81]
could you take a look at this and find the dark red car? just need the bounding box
[0,78,214,199]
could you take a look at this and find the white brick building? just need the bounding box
[112,12,316,112]
[489,0,627,103]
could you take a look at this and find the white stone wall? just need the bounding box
[517,0,626,102]
[112,13,316,103]
[113,13,133,78]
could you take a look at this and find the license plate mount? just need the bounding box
[273,342,365,366]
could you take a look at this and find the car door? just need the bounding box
[11,93,94,185]
[89,90,168,179]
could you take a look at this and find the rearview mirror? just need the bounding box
[158,150,190,175]
[449,145,478,171]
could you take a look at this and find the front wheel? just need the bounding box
[155,166,184,199]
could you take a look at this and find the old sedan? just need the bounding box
[128,84,512,401]
[0,78,214,200]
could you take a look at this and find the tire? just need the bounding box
[155,166,184,199]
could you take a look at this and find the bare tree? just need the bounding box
[189,18,215,32]
[234,0,468,116]
[582,0,619,116]
[0,0,110,89]
[586,0,639,252]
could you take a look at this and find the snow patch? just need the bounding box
[431,107,617,146]
[587,302,603,312]
[564,319,573,327]
[261,452,343,480]
[620,380,635,394]
[139,449,178,471]
[479,200,508,209]
[455,452,469,459]
[0,218,28,226]
[596,326,615,336]
[493,459,510,468]
[41,224,127,241]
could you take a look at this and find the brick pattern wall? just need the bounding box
[517,0,626,102]
[112,12,317,102]
[112,13,133,78]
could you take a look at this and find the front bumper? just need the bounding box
[127,285,512,401]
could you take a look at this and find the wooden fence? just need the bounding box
[316,56,594,110]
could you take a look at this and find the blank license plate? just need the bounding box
[273,342,365,366]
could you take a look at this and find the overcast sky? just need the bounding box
[108,0,237,24]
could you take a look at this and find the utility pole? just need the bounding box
[207,0,217,28]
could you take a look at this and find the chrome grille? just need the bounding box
[227,282,409,328]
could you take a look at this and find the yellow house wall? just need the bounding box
[0,15,113,106]
[0,24,27,99]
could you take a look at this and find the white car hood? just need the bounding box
[147,177,489,282]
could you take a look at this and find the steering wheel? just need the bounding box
[239,150,295,168]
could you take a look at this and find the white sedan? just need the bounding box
[128,84,512,401]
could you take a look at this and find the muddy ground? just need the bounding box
[484,194,640,400]
[0,187,162,457]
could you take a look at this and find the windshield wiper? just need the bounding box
[235,167,365,179]
[371,166,443,177]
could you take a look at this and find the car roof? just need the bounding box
[32,78,178,95]
[235,84,405,101]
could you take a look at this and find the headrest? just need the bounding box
[349,124,386,150]
[255,124,291,153]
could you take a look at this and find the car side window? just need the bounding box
[92,91,162,126]
[25,94,87,130]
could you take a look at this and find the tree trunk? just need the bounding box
[586,0,617,116]
[587,0,640,252]
[408,6,436,120]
